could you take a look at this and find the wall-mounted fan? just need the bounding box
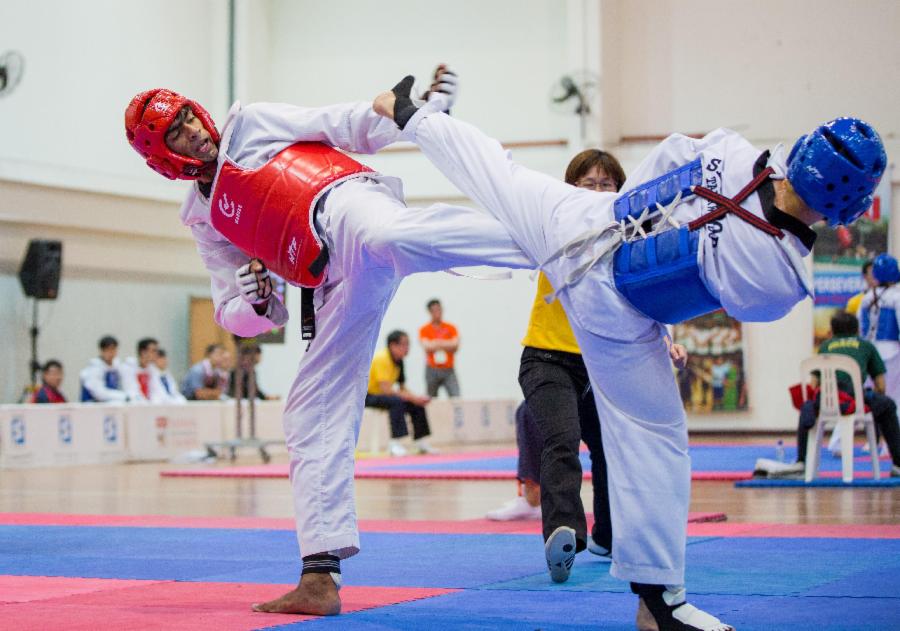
[549,70,598,117]
[549,70,600,143]
[0,50,25,98]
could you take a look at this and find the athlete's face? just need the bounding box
[429,303,443,322]
[165,106,218,162]
[575,166,618,193]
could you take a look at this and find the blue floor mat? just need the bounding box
[2,524,897,630]
[736,477,900,488]
[280,591,900,631]
[364,445,878,474]
[1,525,898,597]
[483,536,900,597]
[0,526,544,587]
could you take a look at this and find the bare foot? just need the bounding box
[636,597,659,631]
[252,572,341,616]
[373,90,396,119]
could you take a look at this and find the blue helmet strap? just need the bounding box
[688,166,783,238]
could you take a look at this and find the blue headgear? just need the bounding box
[787,117,886,226]
[872,254,900,284]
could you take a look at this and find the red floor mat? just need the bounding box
[0,577,456,631]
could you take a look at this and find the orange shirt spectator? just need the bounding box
[420,322,459,369]
[418,299,460,397]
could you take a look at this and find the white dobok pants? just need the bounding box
[412,112,692,585]
[281,177,532,560]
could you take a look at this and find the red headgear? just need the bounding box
[124,88,220,180]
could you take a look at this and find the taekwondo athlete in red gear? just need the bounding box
[374,79,886,631]
[124,68,533,617]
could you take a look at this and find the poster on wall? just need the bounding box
[672,311,747,413]
[811,166,893,347]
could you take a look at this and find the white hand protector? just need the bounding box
[235,259,273,305]
[424,65,459,112]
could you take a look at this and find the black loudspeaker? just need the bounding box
[19,239,62,299]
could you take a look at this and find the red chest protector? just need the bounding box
[210,142,375,288]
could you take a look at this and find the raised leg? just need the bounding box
[400,108,603,266]
[323,177,535,277]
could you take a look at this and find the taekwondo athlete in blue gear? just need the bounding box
[80,336,128,403]
[375,79,886,631]
[861,253,900,404]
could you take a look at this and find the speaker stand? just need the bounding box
[28,298,40,389]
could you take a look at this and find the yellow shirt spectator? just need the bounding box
[846,291,864,318]
[521,272,581,354]
[367,348,400,395]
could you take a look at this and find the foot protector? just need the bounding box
[390,75,419,130]
[631,583,733,631]
[545,526,576,583]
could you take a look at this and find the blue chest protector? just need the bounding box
[611,158,779,324]
[876,309,899,341]
[80,368,121,402]
[614,159,703,222]
[861,293,899,342]
[614,226,720,324]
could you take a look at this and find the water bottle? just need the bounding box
[775,439,785,463]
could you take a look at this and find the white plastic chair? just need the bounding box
[800,354,881,483]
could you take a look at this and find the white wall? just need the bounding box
[0,0,229,202]
[608,0,900,146]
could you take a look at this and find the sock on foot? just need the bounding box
[390,75,419,130]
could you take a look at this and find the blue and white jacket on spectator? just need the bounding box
[80,357,127,402]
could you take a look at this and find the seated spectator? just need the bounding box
[121,337,161,403]
[181,344,231,400]
[419,298,460,398]
[31,360,66,404]
[365,330,435,456]
[229,343,278,400]
[155,349,187,403]
[80,335,128,402]
[792,311,900,477]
